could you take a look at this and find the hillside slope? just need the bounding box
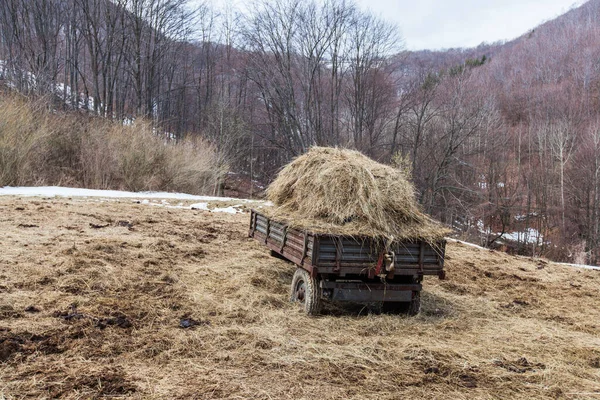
[0,196,598,399]
[4,0,600,265]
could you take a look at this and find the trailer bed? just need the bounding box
[249,210,446,280]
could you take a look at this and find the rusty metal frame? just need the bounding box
[320,281,421,302]
[311,234,320,266]
[264,217,270,244]
[419,241,425,274]
[334,236,342,273]
[249,210,445,281]
[248,210,257,237]
[301,231,308,265]
[280,225,288,252]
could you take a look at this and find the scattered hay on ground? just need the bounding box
[0,197,599,399]
[265,147,449,242]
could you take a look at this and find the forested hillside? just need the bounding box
[0,0,599,264]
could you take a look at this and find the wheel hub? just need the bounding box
[295,281,306,302]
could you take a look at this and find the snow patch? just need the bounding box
[213,205,242,214]
[445,238,487,251]
[0,186,259,215]
[190,202,210,211]
[556,262,600,271]
[475,220,543,245]
[190,202,243,214]
[502,228,542,244]
[0,186,259,203]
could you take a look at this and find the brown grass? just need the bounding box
[0,95,45,186]
[266,147,449,242]
[0,94,223,194]
[0,196,599,399]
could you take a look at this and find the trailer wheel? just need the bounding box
[290,268,322,315]
[382,292,421,316]
[407,291,421,316]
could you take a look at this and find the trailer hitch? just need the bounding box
[375,251,395,277]
[384,252,395,272]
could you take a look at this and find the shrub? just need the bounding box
[0,96,43,186]
[0,93,224,194]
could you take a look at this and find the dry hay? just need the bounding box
[266,147,448,242]
[0,197,599,399]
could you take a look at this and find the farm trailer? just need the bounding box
[249,210,446,315]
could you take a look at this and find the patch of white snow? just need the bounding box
[0,186,259,203]
[190,202,209,211]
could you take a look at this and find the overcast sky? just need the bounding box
[200,0,584,51]
[355,0,584,50]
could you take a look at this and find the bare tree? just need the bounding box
[545,118,578,230]
[345,10,401,155]
[242,0,402,158]
[0,0,64,94]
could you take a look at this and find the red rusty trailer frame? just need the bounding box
[249,210,446,315]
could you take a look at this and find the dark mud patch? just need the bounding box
[493,357,546,373]
[0,331,67,362]
[47,367,137,397]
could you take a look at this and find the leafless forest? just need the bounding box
[1,0,599,264]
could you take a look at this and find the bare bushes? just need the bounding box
[78,120,219,193]
[0,96,45,186]
[0,95,223,194]
[162,136,220,195]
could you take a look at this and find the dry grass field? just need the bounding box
[0,196,599,399]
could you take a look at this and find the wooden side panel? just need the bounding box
[250,210,445,277]
[314,236,444,272]
[252,212,314,268]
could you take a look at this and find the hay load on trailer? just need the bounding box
[250,147,449,315]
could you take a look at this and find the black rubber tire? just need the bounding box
[290,268,322,315]
[382,292,421,316]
